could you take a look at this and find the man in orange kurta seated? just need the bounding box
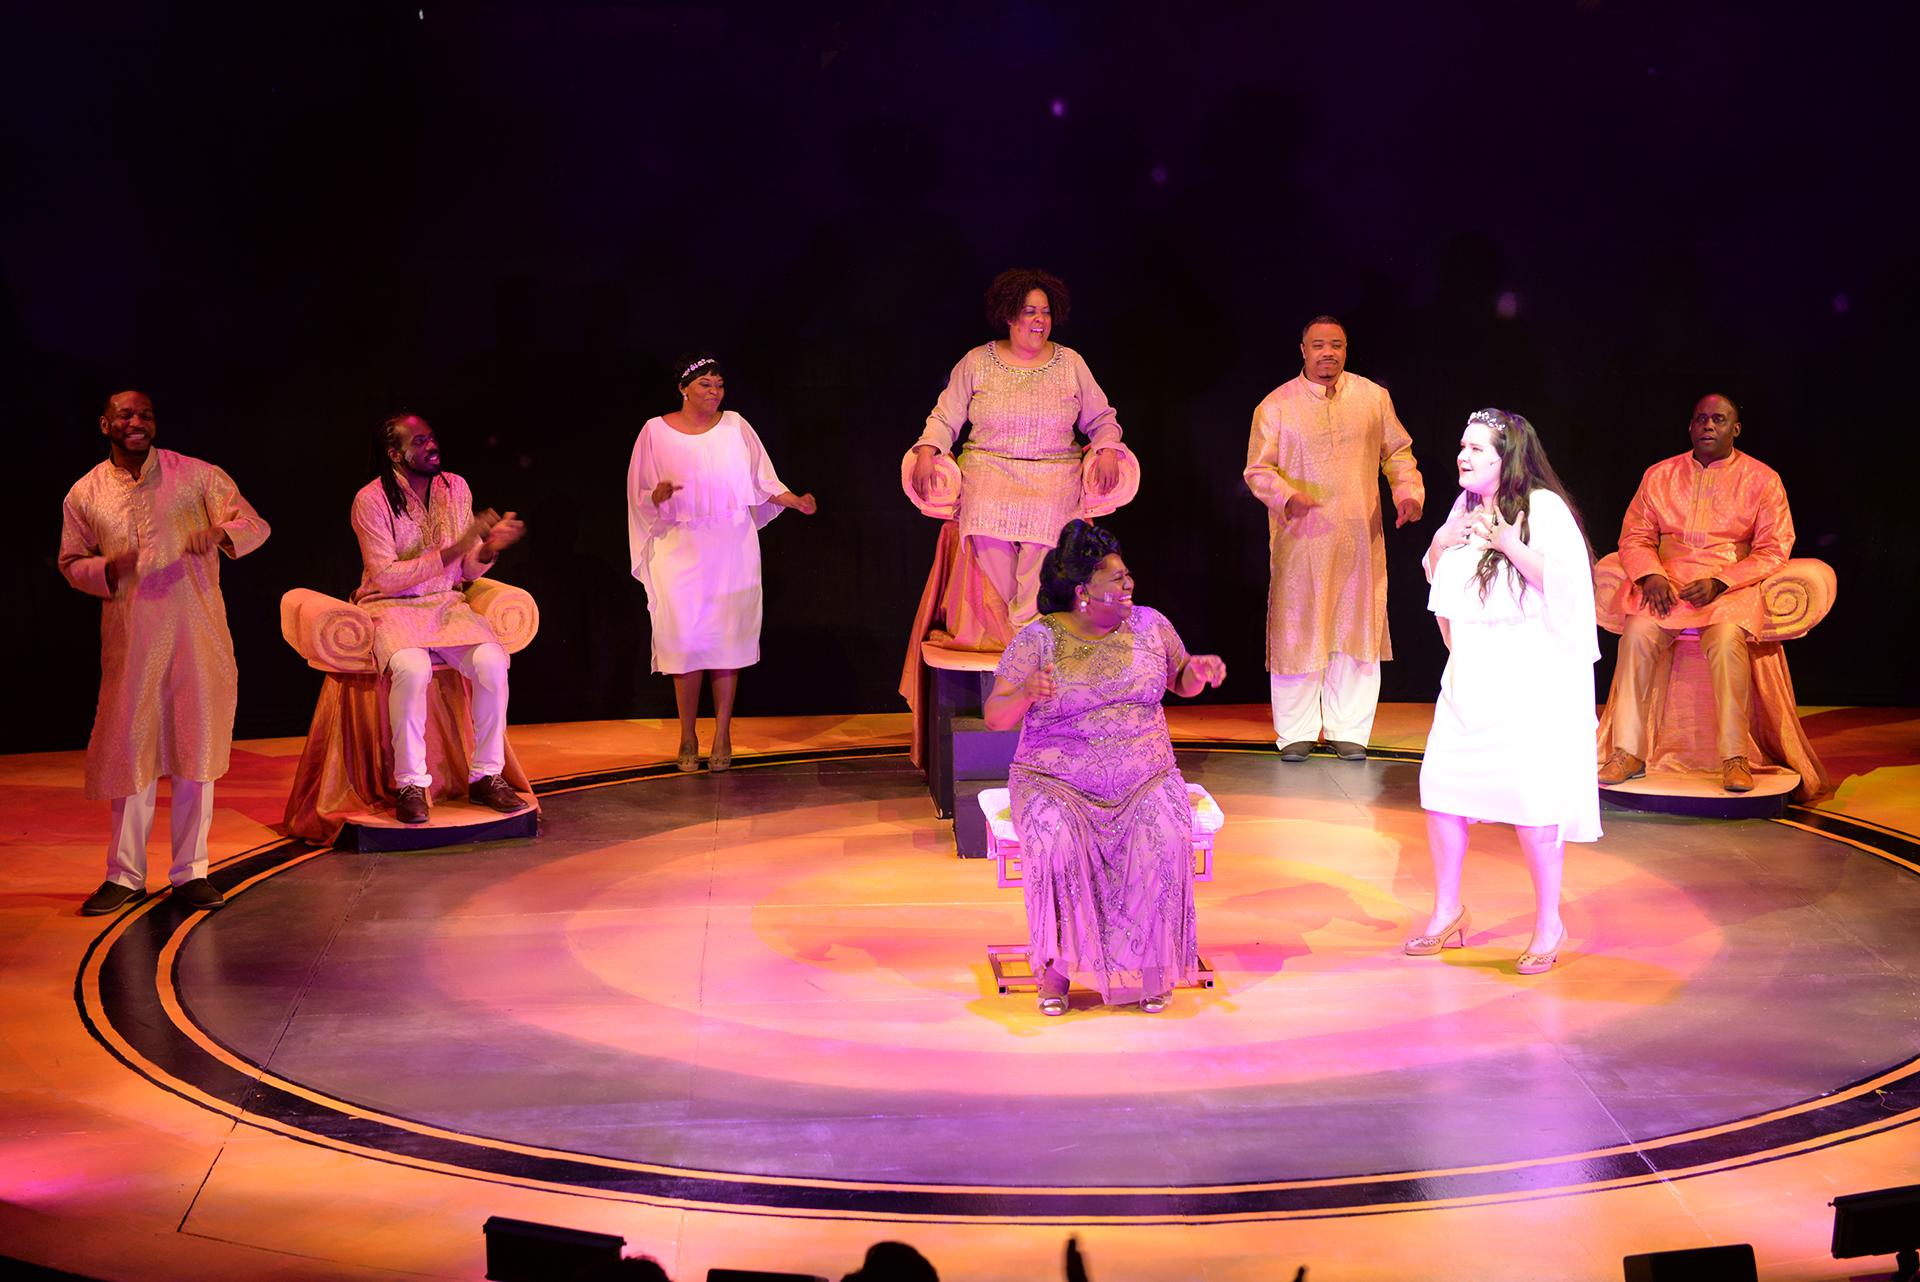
[60,390,272,915]
[1599,393,1794,793]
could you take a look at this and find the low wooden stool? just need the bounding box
[978,783,1224,994]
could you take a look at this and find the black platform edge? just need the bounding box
[1783,806,1920,858]
[1600,785,1790,819]
[0,1255,107,1282]
[337,806,539,852]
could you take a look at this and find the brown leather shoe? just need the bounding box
[1722,756,1754,792]
[1597,750,1646,786]
[395,784,429,824]
[1329,740,1368,761]
[1278,740,1315,762]
[80,880,146,916]
[173,877,226,911]
[468,774,528,812]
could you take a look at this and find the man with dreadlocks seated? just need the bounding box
[350,413,528,824]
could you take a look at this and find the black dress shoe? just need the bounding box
[173,877,226,911]
[1329,740,1369,761]
[1279,740,1315,762]
[395,784,430,824]
[467,774,528,813]
[80,880,146,916]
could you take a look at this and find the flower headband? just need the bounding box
[1465,409,1509,432]
[679,357,719,384]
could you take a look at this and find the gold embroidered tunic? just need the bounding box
[58,449,271,798]
[1243,372,1424,674]
[914,343,1123,546]
[350,472,501,671]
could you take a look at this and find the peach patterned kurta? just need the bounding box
[1243,372,1424,675]
[914,344,1123,546]
[350,472,501,671]
[1614,450,1793,637]
[58,449,271,799]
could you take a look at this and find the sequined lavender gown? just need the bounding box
[995,606,1199,1004]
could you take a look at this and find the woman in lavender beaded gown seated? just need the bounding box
[983,520,1227,1016]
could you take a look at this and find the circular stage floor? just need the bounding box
[85,749,1920,1223]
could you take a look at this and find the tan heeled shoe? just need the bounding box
[1037,966,1069,1016]
[676,744,700,772]
[1405,905,1471,956]
[1516,924,1565,975]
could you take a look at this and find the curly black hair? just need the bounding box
[1036,519,1122,615]
[984,268,1071,330]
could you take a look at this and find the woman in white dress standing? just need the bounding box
[627,354,817,772]
[1408,409,1599,975]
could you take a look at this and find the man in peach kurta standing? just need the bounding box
[1598,393,1794,793]
[1244,317,1424,761]
[60,390,271,915]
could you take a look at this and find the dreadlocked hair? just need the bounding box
[372,415,415,519]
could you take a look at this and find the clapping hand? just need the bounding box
[482,510,525,555]
[1186,654,1227,689]
[651,480,682,507]
[1024,662,1058,704]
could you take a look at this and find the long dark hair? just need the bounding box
[1465,408,1593,601]
[371,414,416,519]
[1037,519,1121,614]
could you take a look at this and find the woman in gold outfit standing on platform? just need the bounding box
[907,268,1130,646]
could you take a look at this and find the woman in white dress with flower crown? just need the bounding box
[627,354,816,771]
[1408,409,1600,975]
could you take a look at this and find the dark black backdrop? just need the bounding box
[4,1,1912,753]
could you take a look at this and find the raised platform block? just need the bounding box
[921,642,999,820]
[950,716,1022,857]
[1600,768,1797,819]
[334,791,540,852]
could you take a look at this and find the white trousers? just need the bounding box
[969,536,1049,630]
[107,777,213,889]
[1269,654,1382,745]
[388,643,510,789]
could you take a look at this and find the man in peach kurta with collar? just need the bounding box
[1244,317,1424,761]
[60,390,271,916]
[1599,393,1793,793]
[350,414,527,824]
